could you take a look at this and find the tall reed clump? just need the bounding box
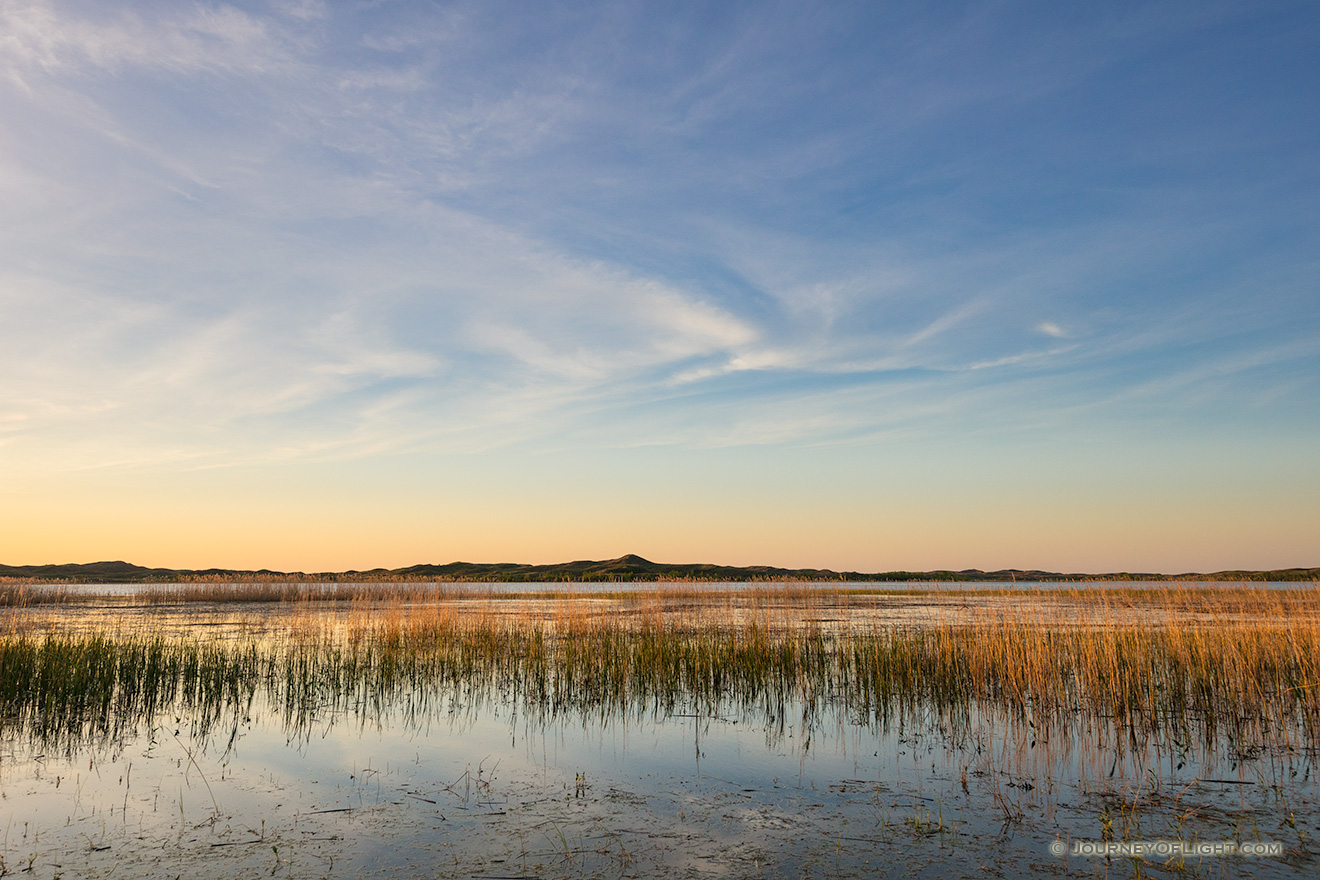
[1,585,1317,759]
[0,632,261,751]
[0,584,71,608]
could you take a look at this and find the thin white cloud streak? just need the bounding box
[1037,322,1067,338]
[0,228,768,472]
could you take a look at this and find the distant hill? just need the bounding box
[1,555,1316,584]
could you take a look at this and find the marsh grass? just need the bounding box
[2,585,1319,771]
[0,583,71,607]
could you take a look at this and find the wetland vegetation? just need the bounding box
[2,583,1318,877]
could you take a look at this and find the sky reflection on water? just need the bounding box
[3,679,1316,879]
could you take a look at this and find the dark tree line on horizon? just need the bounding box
[1,556,1316,584]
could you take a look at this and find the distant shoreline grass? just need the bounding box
[5,578,1319,608]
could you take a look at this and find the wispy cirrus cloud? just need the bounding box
[0,0,1316,483]
[0,1,290,80]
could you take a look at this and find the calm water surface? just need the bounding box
[4,683,1317,877]
[2,590,1318,878]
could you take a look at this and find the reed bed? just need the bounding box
[0,583,72,607]
[2,585,1318,763]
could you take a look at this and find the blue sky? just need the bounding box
[1,0,1317,571]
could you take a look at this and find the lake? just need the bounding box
[1,584,1317,878]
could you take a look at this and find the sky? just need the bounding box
[1,0,1317,573]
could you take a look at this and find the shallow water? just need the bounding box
[4,686,1317,877]
[2,691,1309,876]
[3,596,1319,878]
